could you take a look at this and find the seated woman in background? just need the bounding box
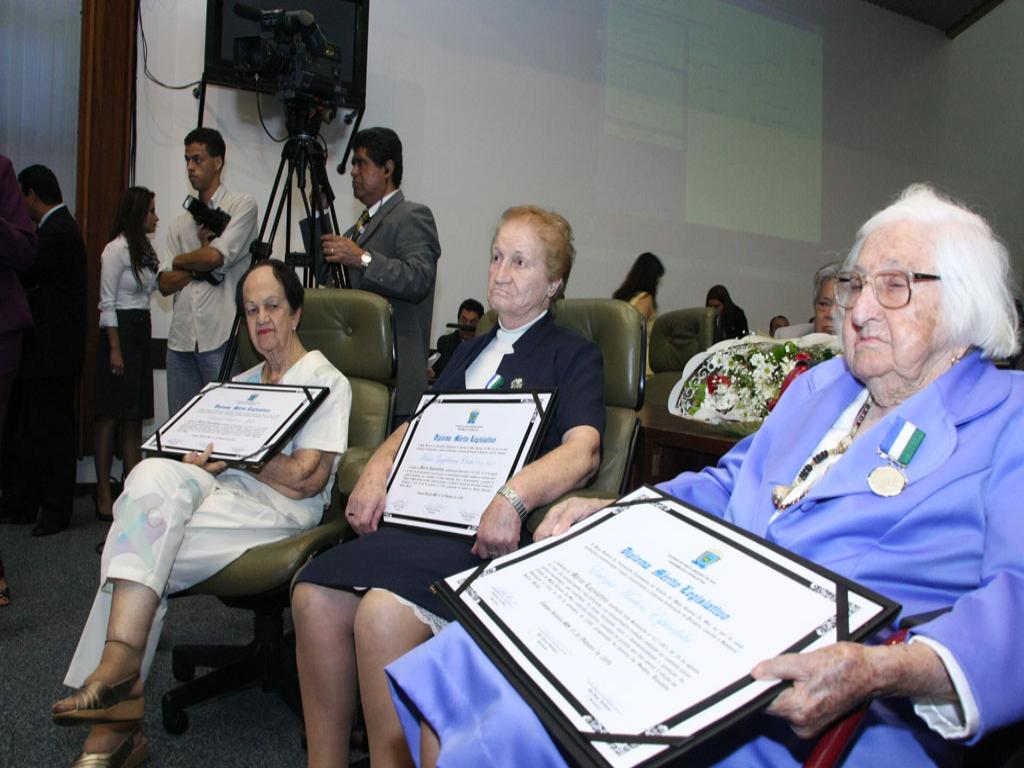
[612,251,664,324]
[613,251,664,374]
[388,184,1024,767]
[292,205,605,767]
[52,261,351,767]
[706,283,749,342]
[769,314,790,336]
[93,187,161,521]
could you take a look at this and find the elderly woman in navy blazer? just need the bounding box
[293,205,605,766]
[388,184,1024,767]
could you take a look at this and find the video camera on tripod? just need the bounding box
[232,3,345,130]
[211,3,364,383]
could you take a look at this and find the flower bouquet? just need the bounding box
[667,333,841,434]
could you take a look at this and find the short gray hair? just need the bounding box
[813,261,841,303]
[842,183,1019,359]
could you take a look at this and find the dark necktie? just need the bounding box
[353,209,371,241]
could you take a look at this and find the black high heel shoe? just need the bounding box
[94,477,123,522]
[93,492,114,522]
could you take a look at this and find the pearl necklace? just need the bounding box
[771,396,873,510]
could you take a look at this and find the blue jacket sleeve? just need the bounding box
[911,412,1024,739]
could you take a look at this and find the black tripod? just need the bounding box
[217,102,347,381]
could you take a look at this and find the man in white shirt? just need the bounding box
[159,128,258,414]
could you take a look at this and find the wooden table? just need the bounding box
[633,400,743,487]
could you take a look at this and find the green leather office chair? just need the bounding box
[646,306,717,412]
[161,288,395,734]
[476,298,646,525]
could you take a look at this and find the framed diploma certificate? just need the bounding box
[141,381,328,468]
[434,486,901,768]
[382,389,556,537]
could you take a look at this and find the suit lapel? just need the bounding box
[357,189,405,246]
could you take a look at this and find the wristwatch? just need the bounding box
[360,251,372,268]
[496,484,529,520]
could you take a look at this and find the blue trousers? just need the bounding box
[165,339,239,415]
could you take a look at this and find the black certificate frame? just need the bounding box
[142,381,329,470]
[382,388,557,538]
[434,486,901,768]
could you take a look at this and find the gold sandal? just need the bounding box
[52,674,143,726]
[70,724,148,767]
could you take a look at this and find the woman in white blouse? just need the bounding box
[94,187,160,520]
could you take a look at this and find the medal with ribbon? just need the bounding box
[868,417,924,497]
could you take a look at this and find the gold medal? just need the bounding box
[868,465,906,497]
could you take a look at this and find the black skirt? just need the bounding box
[95,309,153,420]
[295,524,532,621]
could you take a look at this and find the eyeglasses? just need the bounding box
[834,269,941,310]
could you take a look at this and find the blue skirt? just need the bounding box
[294,524,531,620]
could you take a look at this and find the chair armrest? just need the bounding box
[336,446,377,498]
[184,518,350,597]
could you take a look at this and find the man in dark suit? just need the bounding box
[428,298,483,382]
[322,127,441,423]
[0,165,87,536]
[0,153,37,603]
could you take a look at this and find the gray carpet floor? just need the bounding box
[0,491,350,767]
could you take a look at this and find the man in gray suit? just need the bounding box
[323,127,441,423]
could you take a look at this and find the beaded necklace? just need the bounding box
[771,396,873,510]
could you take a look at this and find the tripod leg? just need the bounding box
[216,142,297,380]
[308,146,347,288]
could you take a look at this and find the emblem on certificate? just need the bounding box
[869,417,925,498]
[382,389,556,537]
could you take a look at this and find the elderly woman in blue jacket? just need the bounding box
[387,184,1024,768]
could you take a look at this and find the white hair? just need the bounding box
[842,183,1020,359]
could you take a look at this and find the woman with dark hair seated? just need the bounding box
[388,185,1024,767]
[52,260,351,767]
[706,283,749,342]
[612,251,664,324]
[292,205,605,767]
[613,252,664,374]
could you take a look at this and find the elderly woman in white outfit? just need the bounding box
[52,260,352,768]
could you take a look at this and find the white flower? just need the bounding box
[669,334,842,428]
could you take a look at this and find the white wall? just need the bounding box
[135,0,1024,400]
[0,0,81,212]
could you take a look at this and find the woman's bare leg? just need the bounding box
[294,583,362,768]
[420,721,441,768]
[55,579,158,752]
[354,590,433,768]
[93,418,117,518]
[120,420,143,479]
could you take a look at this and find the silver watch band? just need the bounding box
[496,484,529,520]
